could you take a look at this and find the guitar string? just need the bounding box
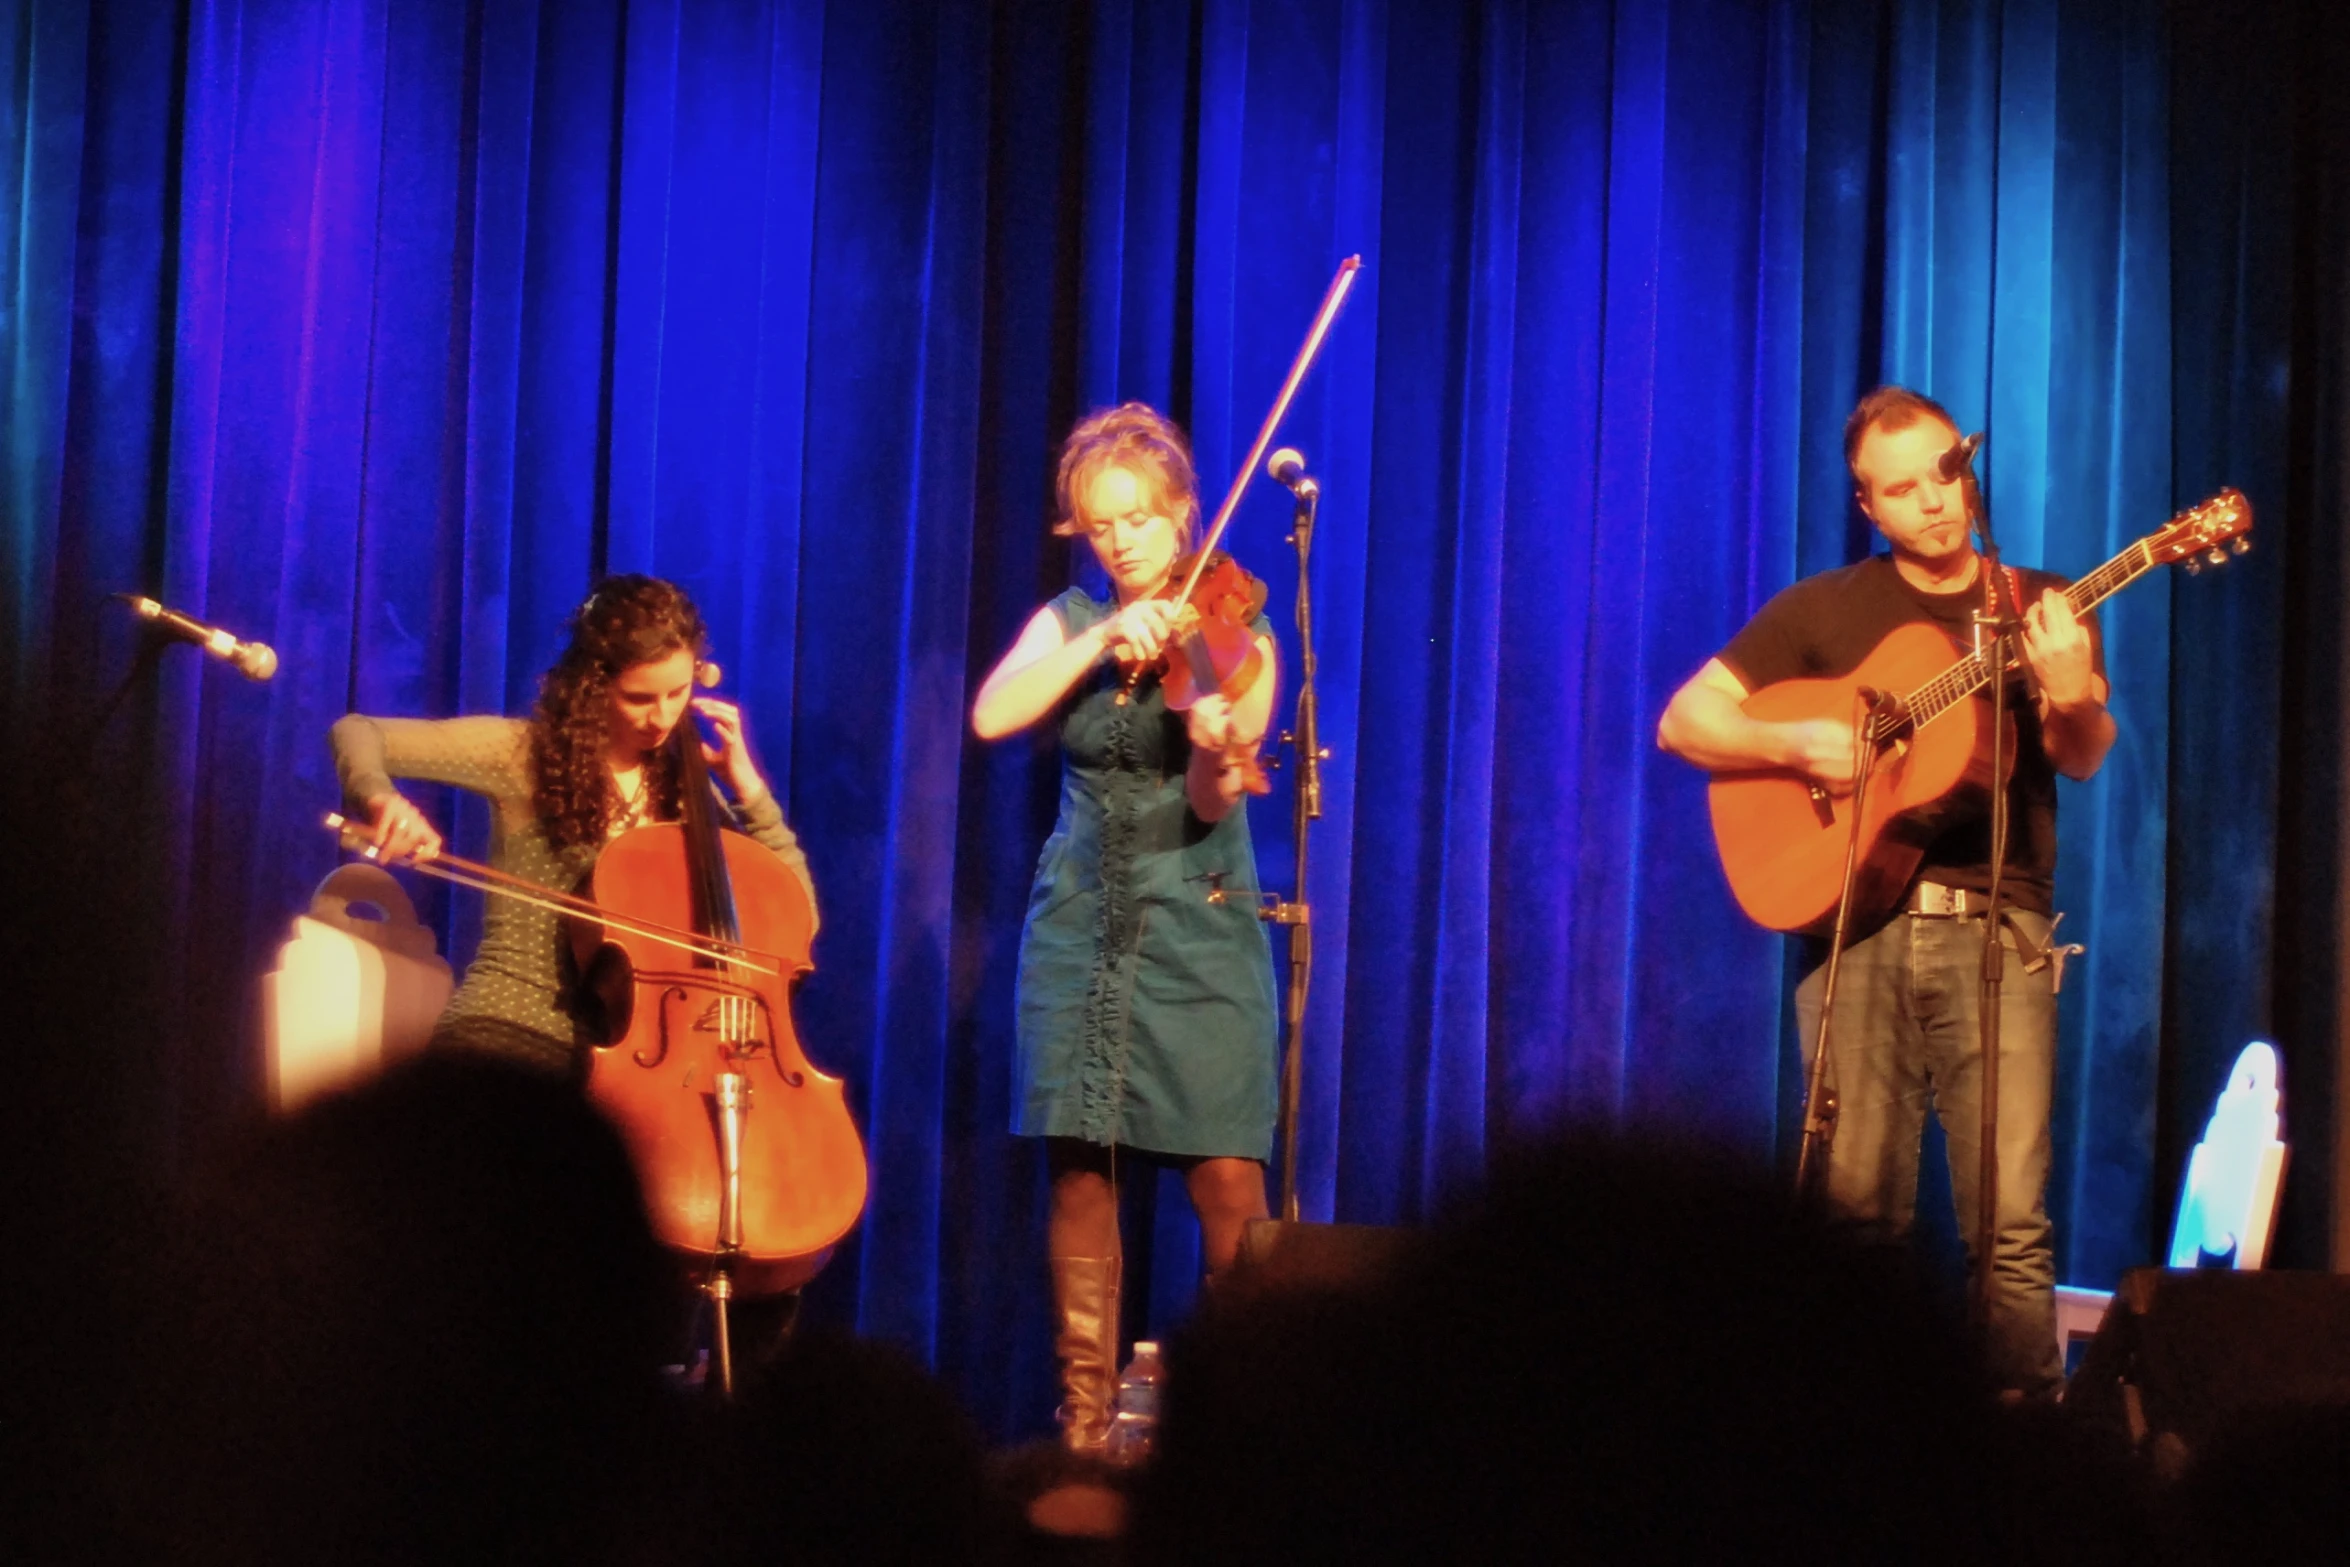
[1867,541,2157,747]
[1867,504,2238,746]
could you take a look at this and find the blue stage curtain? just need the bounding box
[2165,0,2350,1273]
[7,0,2302,1441]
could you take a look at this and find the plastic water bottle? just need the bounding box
[1105,1340,1164,1466]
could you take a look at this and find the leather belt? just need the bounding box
[1906,880,1990,918]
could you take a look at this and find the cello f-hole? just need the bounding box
[747,994,804,1086]
[635,983,692,1069]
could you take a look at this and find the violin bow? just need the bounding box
[1167,255,1362,613]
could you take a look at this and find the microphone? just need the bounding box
[1935,432,1984,484]
[117,594,278,681]
[1267,446,1319,499]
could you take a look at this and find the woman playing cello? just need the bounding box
[973,402,1280,1453]
[331,575,817,1075]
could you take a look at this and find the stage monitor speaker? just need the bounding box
[1232,1219,1419,1293]
[2065,1268,2350,1469]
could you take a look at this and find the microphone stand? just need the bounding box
[77,637,170,762]
[1793,690,1902,1206]
[1263,477,1323,1222]
[1964,451,2026,1342]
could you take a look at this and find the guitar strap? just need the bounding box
[1989,562,2021,616]
[1970,561,2027,660]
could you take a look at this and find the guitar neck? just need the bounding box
[1896,542,2149,730]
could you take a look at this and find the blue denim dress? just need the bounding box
[1012,589,1279,1159]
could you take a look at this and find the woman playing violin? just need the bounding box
[331,575,816,1075]
[972,402,1280,1454]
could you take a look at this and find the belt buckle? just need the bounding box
[1912,881,1964,918]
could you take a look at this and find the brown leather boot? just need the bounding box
[1049,1256,1120,1454]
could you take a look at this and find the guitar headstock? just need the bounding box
[2147,488,2253,571]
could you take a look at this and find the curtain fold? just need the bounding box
[9,0,2317,1442]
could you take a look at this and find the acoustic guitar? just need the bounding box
[1707,489,2253,933]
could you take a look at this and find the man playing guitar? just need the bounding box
[1657,385,2113,1399]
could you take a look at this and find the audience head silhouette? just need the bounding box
[142,1052,673,1565]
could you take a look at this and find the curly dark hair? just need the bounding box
[529,575,708,850]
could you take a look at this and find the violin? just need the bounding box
[1139,548,1276,795]
[1156,549,1273,709]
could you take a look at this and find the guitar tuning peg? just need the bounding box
[2232,536,2251,554]
[2206,547,2227,566]
[2184,558,2202,575]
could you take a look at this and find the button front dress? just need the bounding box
[1013,589,1280,1160]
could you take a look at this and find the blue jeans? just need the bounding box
[1795,909,2063,1396]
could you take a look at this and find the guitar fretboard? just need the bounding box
[1868,542,2152,743]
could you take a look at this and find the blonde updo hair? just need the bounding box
[1052,402,1202,556]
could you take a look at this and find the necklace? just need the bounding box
[612,765,653,833]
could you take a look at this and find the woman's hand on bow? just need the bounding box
[364,792,444,862]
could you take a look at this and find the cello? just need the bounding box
[572,720,867,1303]
[327,701,865,1389]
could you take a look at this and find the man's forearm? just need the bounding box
[1659,685,1788,772]
[2041,697,2116,780]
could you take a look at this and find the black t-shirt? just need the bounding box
[1717,554,2103,915]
